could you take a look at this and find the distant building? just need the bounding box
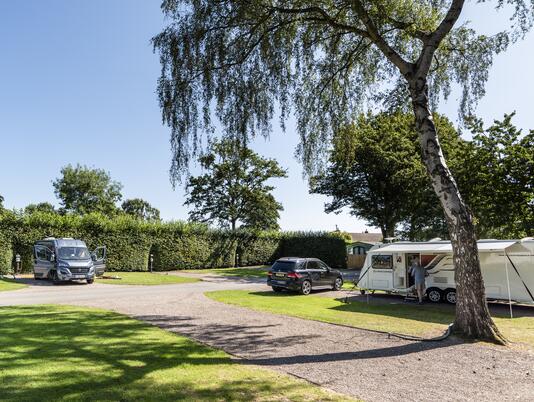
[346,232,382,269]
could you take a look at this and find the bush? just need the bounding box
[278,231,348,268]
[0,213,347,272]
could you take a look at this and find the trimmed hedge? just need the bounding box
[0,212,347,273]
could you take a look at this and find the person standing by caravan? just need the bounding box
[409,256,426,304]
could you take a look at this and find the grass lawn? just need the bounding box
[206,290,534,348]
[0,277,27,292]
[0,305,351,402]
[183,266,270,278]
[97,272,200,285]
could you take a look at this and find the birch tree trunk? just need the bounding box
[409,77,506,344]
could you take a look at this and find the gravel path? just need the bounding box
[1,276,533,401]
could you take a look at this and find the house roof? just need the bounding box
[347,232,383,244]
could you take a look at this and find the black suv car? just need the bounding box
[267,257,343,295]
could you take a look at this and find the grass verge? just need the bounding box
[0,305,352,401]
[183,266,269,278]
[0,277,27,292]
[206,290,534,347]
[97,272,200,285]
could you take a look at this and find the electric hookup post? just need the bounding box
[15,254,21,277]
[149,254,154,273]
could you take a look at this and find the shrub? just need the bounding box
[0,213,347,272]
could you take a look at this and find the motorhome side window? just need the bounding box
[371,255,393,269]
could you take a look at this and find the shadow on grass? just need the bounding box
[244,291,454,326]
[0,306,339,402]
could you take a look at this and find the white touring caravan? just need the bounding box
[357,238,534,305]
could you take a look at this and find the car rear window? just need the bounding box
[271,261,304,272]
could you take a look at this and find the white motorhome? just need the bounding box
[357,238,534,305]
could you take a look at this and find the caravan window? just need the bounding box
[371,255,393,269]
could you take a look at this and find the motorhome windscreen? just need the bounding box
[371,255,393,269]
[57,247,91,260]
[271,261,305,272]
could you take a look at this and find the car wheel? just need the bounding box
[444,289,457,304]
[87,279,94,284]
[332,277,343,291]
[427,287,442,303]
[360,289,366,295]
[271,286,283,292]
[300,280,312,295]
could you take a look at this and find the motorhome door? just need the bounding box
[34,245,54,279]
[92,246,107,276]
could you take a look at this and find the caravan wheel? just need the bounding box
[426,288,442,303]
[444,289,457,304]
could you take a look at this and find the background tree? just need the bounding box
[52,164,123,216]
[154,0,534,343]
[311,112,463,239]
[457,114,534,238]
[184,139,287,230]
[121,198,161,221]
[24,202,57,215]
[0,195,4,210]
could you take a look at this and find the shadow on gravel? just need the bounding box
[2,306,316,402]
[7,278,89,287]
[199,276,267,285]
[243,338,460,366]
[134,314,316,354]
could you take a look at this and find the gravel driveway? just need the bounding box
[1,276,533,401]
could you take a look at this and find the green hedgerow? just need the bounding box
[0,212,347,272]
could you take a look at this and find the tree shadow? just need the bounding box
[0,306,339,402]
[8,278,89,287]
[244,338,459,366]
[339,292,534,319]
[135,314,315,355]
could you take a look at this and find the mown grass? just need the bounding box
[183,266,270,278]
[0,305,352,402]
[97,272,200,285]
[0,277,27,292]
[206,290,534,348]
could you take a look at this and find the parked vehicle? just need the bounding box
[267,257,343,295]
[33,238,106,284]
[357,238,534,304]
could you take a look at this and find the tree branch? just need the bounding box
[416,0,466,78]
[350,0,413,75]
[269,5,370,38]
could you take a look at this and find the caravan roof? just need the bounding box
[370,239,532,254]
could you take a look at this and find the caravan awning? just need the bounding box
[372,240,519,254]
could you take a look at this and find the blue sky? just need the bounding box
[1,1,533,232]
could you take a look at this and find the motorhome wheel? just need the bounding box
[87,279,94,284]
[49,270,59,285]
[426,288,442,303]
[444,289,457,304]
